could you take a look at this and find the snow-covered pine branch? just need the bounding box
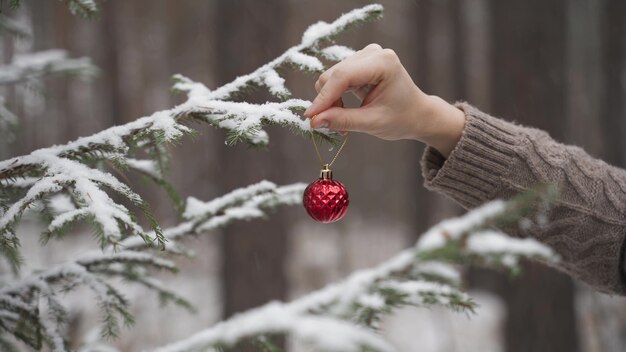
[154,188,560,352]
[0,180,304,350]
[0,4,384,269]
[118,180,306,253]
[0,250,180,351]
[7,0,100,19]
[173,3,382,101]
[0,49,97,139]
[0,49,97,85]
[0,14,30,38]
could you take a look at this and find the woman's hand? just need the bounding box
[304,43,466,157]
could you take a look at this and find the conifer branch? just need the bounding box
[154,188,559,352]
[0,14,30,38]
[118,181,306,252]
[0,250,178,350]
[0,180,305,350]
[0,50,97,85]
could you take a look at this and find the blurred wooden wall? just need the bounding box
[7,0,626,350]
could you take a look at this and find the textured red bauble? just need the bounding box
[303,169,349,223]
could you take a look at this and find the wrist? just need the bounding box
[416,95,466,158]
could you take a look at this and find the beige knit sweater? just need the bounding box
[421,102,626,295]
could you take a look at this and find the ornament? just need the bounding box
[303,116,350,223]
[303,164,349,223]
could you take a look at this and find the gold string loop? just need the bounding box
[309,115,349,169]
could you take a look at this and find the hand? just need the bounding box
[304,44,466,157]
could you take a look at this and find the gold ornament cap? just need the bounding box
[319,164,333,179]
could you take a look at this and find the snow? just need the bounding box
[357,293,386,310]
[0,96,18,126]
[0,245,179,352]
[184,180,280,219]
[0,152,152,245]
[47,193,76,214]
[416,200,507,252]
[0,174,65,230]
[188,181,305,230]
[414,261,461,285]
[262,69,290,97]
[153,302,394,352]
[192,99,311,145]
[125,158,161,178]
[0,49,96,84]
[13,49,67,68]
[197,4,382,101]
[466,230,557,260]
[321,45,355,61]
[118,182,306,251]
[66,0,98,17]
[49,208,89,232]
[288,52,324,71]
[380,280,470,306]
[382,292,505,352]
[300,4,383,47]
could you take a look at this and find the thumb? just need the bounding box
[311,106,372,133]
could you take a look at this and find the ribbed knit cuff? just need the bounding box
[420,102,522,208]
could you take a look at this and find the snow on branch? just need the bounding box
[0,49,97,85]
[0,96,18,133]
[64,0,100,18]
[0,14,30,38]
[175,3,383,101]
[153,302,394,352]
[0,249,179,351]
[8,0,100,19]
[0,49,97,142]
[119,181,306,252]
[0,180,304,350]
[154,188,560,352]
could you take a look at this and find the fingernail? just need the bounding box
[304,106,312,116]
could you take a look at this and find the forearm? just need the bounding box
[421,102,626,294]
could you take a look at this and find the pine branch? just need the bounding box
[153,189,560,352]
[5,0,99,19]
[0,50,97,142]
[63,0,99,19]
[0,250,178,349]
[0,50,97,85]
[118,181,306,252]
[174,4,382,102]
[0,180,304,350]
[0,14,30,38]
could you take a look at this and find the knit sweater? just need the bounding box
[421,102,626,295]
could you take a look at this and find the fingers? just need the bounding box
[305,45,393,118]
[305,56,387,117]
[311,106,375,133]
[314,43,383,93]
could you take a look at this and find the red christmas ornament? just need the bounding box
[303,164,349,223]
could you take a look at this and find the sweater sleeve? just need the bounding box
[421,102,626,295]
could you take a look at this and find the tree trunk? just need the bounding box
[490,1,580,351]
[214,0,290,323]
